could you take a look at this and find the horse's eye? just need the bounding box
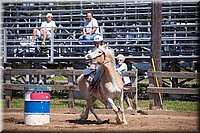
[98,51,101,53]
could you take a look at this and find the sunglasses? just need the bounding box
[117,59,123,62]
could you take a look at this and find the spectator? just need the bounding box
[31,13,57,45]
[79,11,100,45]
[115,54,133,111]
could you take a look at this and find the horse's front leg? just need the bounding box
[119,91,128,124]
[107,97,122,124]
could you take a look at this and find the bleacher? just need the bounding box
[1,0,199,69]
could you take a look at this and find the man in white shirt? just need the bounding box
[79,11,100,45]
[31,13,57,45]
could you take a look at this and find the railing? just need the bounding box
[147,71,200,109]
[2,26,199,64]
[2,1,198,64]
[2,68,138,110]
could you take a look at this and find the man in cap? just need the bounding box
[31,13,57,45]
[79,11,100,45]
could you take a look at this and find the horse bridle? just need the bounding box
[96,48,111,65]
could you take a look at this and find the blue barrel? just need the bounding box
[24,86,51,125]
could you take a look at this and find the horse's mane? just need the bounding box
[99,45,116,65]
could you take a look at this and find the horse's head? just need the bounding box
[85,47,105,64]
[85,45,115,65]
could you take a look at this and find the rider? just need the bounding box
[83,35,105,85]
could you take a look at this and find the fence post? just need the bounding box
[148,70,155,110]
[151,0,163,109]
[5,67,12,108]
[132,69,138,113]
[67,67,74,108]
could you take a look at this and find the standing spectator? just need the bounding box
[115,54,133,111]
[31,13,57,45]
[79,11,100,45]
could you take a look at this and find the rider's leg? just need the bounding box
[93,66,101,83]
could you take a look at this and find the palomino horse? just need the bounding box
[77,45,128,124]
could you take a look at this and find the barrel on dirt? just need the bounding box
[24,86,51,125]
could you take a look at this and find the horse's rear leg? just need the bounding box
[80,103,89,120]
[88,96,102,122]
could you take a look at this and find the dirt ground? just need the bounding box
[2,108,199,133]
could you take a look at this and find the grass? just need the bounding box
[162,100,199,112]
[2,98,199,112]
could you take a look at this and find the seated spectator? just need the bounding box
[79,11,100,45]
[31,13,57,45]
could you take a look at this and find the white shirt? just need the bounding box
[41,20,56,31]
[84,18,99,34]
[115,63,131,85]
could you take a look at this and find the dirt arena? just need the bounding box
[2,108,199,133]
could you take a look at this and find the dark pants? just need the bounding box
[124,83,133,99]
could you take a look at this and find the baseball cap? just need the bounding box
[93,35,103,42]
[46,13,53,18]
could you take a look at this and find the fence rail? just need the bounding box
[147,71,200,109]
[2,68,138,109]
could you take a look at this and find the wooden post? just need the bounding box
[67,67,74,108]
[132,69,138,112]
[5,67,12,108]
[151,0,163,109]
[148,69,155,110]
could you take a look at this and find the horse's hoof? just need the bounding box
[80,115,87,120]
[116,117,122,124]
[122,121,128,125]
[103,119,110,124]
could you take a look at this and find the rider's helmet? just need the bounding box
[93,35,103,42]
[93,35,103,47]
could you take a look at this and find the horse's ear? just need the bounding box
[101,44,108,49]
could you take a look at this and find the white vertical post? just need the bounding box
[4,28,7,63]
[50,27,54,63]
